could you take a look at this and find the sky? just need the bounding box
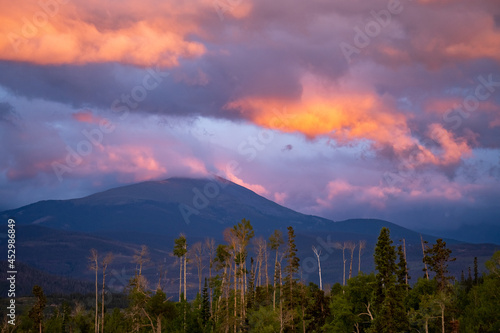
[0,0,499,232]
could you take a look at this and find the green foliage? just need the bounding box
[248,305,280,333]
[323,274,376,332]
[201,278,211,327]
[324,291,356,333]
[459,252,500,332]
[423,238,456,291]
[17,226,500,333]
[372,228,409,333]
[104,308,130,332]
[173,235,188,258]
[303,283,330,332]
[28,285,46,332]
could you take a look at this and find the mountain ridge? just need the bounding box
[1,176,498,298]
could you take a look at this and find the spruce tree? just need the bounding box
[372,227,409,333]
[284,226,300,330]
[201,278,210,327]
[423,238,456,291]
[28,285,46,333]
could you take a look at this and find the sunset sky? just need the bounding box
[0,0,499,231]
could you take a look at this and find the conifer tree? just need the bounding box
[423,238,456,292]
[201,278,210,327]
[372,227,409,332]
[28,285,46,333]
[284,226,300,331]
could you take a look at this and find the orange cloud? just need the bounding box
[225,74,475,169]
[425,123,471,165]
[224,75,412,147]
[0,0,209,66]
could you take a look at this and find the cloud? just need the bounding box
[0,0,208,66]
[0,0,499,234]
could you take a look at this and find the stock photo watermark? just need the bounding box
[339,0,410,63]
[179,107,295,224]
[383,73,500,188]
[51,66,169,182]
[7,0,69,53]
[6,219,17,326]
[213,0,243,22]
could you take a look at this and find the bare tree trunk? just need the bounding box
[89,249,99,333]
[403,238,408,287]
[234,256,237,333]
[348,242,356,280]
[241,257,245,320]
[179,257,183,301]
[358,240,366,274]
[273,250,278,310]
[206,238,214,316]
[441,303,445,333]
[258,246,263,287]
[183,249,187,300]
[343,247,346,286]
[264,242,269,295]
[101,253,113,333]
[157,315,161,333]
[421,234,429,280]
[312,246,322,290]
[279,263,283,333]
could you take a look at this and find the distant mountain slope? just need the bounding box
[0,260,94,296]
[1,177,498,299]
[2,177,331,236]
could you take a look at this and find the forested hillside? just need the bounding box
[2,221,499,332]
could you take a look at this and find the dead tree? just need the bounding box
[253,237,266,288]
[101,252,113,333]
[191,242,205,295]
[133,245,151,291]
[347,241,357,280]
[89,249,99,333]
[312,246,322,290]
[334,242,347,285]
[205,237,216,313]
[420,235,429,280]
[358,240,366,273]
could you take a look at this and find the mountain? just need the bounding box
[1,177,499,298]
[3,177,331,236]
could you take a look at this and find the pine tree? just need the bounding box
[423,238,456,292]
[28,285,46,333]
[284,226,300,331]
[397,243,409,289]
[372,227,409,332]
[201,278,210,327]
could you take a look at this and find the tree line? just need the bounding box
[3,221,500,332]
